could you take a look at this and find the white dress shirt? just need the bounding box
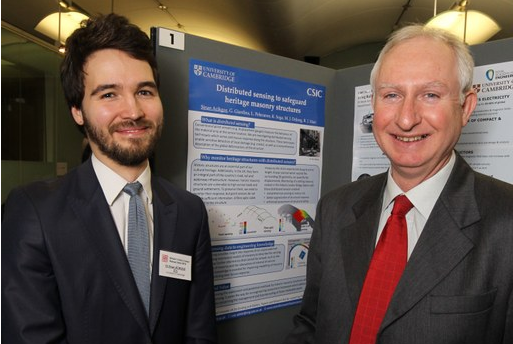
[376,151,456,259]
[91,154,154,269]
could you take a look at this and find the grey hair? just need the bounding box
[370,24,475,104]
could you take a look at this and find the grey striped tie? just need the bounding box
[123,182,150,316]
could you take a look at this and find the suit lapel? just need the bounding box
[68,161,151,335]
[148,177,178,334]
[382,155,481,329]
[340,175,386,311]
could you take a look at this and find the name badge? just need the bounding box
[159,250,192,281]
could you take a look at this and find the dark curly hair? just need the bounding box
[60,13,159,132]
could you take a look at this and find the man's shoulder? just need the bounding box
[455,153,513,198]
[321,173,386,207]
[152,175,204,205]
[10,166,82,200]
[473,171,513,205]
[326,173,386,197]
[3,166,88,220]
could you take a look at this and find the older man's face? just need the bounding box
[372,37,476,190]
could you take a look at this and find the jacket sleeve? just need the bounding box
[282,199,325,344]
[1,188,69,344]
[185,201,218,344]
[503,287,513,344]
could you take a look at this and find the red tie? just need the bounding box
[349,195,413,344]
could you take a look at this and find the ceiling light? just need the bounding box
[35,11,89,44]
[425,0,500,45]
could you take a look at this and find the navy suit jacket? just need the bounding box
[2,159,217,344]
[284,153,513,344]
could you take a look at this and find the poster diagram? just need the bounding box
[187,59,325,320]
[351,61,513,185]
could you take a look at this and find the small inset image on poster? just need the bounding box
[299,129,321,157]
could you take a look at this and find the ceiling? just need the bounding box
[2,0,513,64]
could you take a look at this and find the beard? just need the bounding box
[83,115,163,167]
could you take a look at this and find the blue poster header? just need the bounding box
[189,59,325,127]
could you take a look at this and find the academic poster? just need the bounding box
[456,61,513,182]
[351,84,389,180]
[186,59,325,320]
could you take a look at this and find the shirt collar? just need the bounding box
[383,151,456,218]
[91,153,153,206]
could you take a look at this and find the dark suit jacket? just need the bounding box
[284,154,513,344]
[2,159,217,344]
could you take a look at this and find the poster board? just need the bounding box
[152,27,513,344]
[152,27,336,344]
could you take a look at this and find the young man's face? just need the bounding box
[72,49,163,167]
[372,37,476,189]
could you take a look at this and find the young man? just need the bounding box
[284,25,513,344]
[2,14,217,344]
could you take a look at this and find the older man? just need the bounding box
[284,24,513,344]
